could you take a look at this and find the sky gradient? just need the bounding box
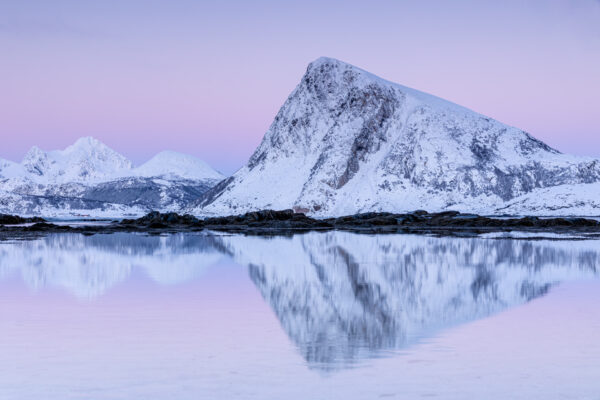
[1,0,599,174]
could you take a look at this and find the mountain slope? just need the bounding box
[192,57,600,216]
[0,138,223,217]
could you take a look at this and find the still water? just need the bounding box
[0,232,599,399]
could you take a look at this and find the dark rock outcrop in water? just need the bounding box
[121,211,202,229]
[0,214,46,224]
[2,210,600,241]
[193,209,600,235]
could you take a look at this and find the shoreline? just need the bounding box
[2,210,600,241]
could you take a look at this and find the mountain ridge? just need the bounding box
[0,137,224,217]
[3,58,600,218]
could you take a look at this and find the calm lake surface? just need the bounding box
[1,232,599,399]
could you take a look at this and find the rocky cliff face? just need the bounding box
[192,57,600,217]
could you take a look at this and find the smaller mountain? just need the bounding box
[0,137,224,217]
[21,137,134,183]
[135,151,224,181]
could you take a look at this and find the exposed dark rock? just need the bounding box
[0,214,46,224]
[121,211,200,227]
[25,222,69,231]
[2,210,600,240]
[193,177,235,208]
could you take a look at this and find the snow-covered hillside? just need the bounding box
[191,57,600,217]
[0,137,224,217]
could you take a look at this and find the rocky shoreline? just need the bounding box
[1,210,600,241]
[0,214,47,225]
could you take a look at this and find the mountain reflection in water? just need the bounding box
[0,232,598,369]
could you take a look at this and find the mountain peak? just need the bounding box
[66,136,114,153]
[22,146,50,176]
[308,56,345,68]
[17,137,133,183]
[74,136,100,146]
[192,58,600,217]
[3,137,225,187]
[23,145,45,157]
[135,151,224,181]
[304,57,481,118]
[0,137,226,216]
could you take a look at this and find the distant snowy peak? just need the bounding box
[1,137,223,184]
[135,151,224,181]
[20,137,133,183]
[22,146,50,176]
[193,56,600,217]
[62,136,132,167]
[0,137,225,216]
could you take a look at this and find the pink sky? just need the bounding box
[1,0,599,174]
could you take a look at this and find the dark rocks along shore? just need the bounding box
[1,209,600,240]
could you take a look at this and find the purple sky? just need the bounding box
[1,0,599,174]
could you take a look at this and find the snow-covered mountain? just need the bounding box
[20,137,134,183]
[191,57,600,217]
[0,137,224,217]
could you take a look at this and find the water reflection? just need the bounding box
[219,233,599,369]
[0,233,224,297]
[0,232,598,369]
